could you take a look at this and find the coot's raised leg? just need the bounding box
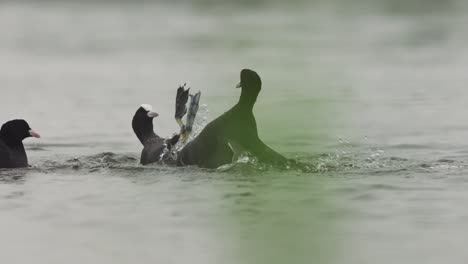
[182,91,201,143]
[175,83,190,135]
[175,84,201,143]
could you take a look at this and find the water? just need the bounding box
[1,1,468,263]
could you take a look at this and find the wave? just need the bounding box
[13,148,464,176]
[7,133,468,177]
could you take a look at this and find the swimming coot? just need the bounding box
[132,84,200,165]
[0,119,40,168]
[177,69,293,168]
[132,104,180,165]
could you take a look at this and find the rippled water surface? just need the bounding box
[2,1,468,263]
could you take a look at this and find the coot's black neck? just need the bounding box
[132,119,158,145]
[237,87,260,111]
[0,132,24,148]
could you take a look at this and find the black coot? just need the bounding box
[132,104,179,165]
[177,69,296,169]
[0,119,40,168]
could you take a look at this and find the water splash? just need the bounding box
[174,103,210,151]
[17,136,468,177]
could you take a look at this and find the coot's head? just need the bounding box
[0,119,40,142]
[237,69,261,90]
[132,104,159,144]
[134,104,159,119]
[236,69,262,106]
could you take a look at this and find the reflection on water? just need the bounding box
[1,0,468,263]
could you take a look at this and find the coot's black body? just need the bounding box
[132,105,179,165]
[0,119,40,168]
[177,69,290,168]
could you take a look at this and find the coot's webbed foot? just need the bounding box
[183,91,201,143]
[175,83,190,129]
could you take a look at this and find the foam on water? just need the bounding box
[8,141,467,177]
